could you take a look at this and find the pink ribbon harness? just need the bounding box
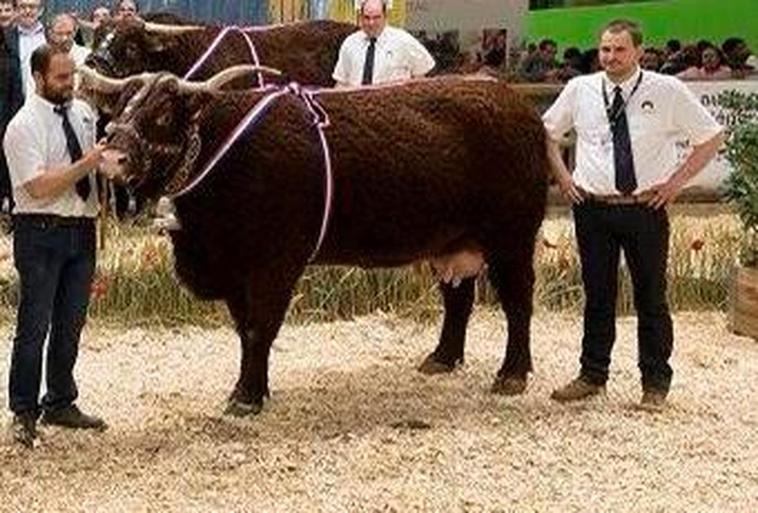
[177,26,332,262]
[169,83,335,264]
[182,25,265,87]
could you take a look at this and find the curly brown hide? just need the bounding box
[87,19,355,86]
[109,76,549,415]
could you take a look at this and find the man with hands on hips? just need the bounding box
[542,19,725,410]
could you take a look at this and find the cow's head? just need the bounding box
[90,65,279,198]
[86,18,203,79]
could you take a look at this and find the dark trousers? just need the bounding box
[573,201,673,392]
[9,215,96,415]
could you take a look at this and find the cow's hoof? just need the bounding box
[417,353,461,375]
[224,398,263,417]
[490,376,527,396]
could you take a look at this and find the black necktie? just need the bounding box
[610,86,636,195]
[362,37,377,85]
[54,104,91,201]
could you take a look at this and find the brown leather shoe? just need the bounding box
[550,376,605,402]
[40,405,107,431]
[11,412,38,449]
[638,390,668,412]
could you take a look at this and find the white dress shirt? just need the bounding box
[17,22,47,98]
[543,68,723,195]
[3,93,99,217]
[332,26,435,87]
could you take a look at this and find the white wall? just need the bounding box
[404,0,528,48]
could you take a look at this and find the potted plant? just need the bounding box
[721,90,758,338]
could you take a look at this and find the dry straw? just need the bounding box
[0,211,740,327]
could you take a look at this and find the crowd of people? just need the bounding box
[0,0,138,50]
[513,36,758,82]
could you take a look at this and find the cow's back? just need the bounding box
[304,77,549,264]
[248,20,355,86]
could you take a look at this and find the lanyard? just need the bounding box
[602,71,643,125]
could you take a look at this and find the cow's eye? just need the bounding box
[125,44,139,60]
[155,112,171,127]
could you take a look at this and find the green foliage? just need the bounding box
[720,91,758,266]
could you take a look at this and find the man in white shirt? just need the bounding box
[543,19,725,410]
[4,44,106,448]
[332,0,435,87]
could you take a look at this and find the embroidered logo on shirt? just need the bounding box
[641,100,655,113]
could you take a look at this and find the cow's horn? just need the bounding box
[144,22,205,34]
[78,65,137,93]
[178,65,284,93]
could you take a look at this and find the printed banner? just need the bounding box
[680,80,758,190]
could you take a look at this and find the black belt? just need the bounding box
[13,214,95,228]
[578,187,656,206]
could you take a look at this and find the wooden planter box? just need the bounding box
[728,265,758,340]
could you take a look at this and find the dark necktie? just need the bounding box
[361,37,377,85]
[610,86,636,195]
[54,104,91,201]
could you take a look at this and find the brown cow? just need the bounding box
[91,67,550,416]
[86,18,355,85]
[81,18,355,217]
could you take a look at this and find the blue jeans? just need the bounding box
[9,215,96,415]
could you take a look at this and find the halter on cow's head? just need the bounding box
[84,65,280,198]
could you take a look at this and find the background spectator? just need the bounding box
[663,39,681,59]
[483,29,507,70]
[555,46,583,82]
[47,12,90,67]
[0,0,46,212]
[640,47,663,71]
[677,44,731,80]
[660,44,700,75]
[0,0,15,28]
[91,4,111,27]
[722,37,756,78]
[519,38,558,82]
[113,0,138,22]
[75,4,110,48]
[581,48,600,74]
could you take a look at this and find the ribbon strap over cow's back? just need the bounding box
[291,84,334,263]
[169,83,335,263]
[183,26,264,86]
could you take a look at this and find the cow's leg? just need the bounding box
[224,269,300,417]
[488,242,537,395]
[418,277,476,374]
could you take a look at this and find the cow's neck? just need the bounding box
[164,122,202,195]
[165,92,285,197]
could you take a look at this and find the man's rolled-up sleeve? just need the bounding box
[672,81,724,145]
[3,121,45,190]
[408,37,436,77]
[542,78,578,141]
